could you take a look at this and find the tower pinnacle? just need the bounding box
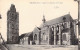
[42,15,46,23]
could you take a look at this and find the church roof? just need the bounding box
[33,27,40,33]
[24,32,32,37]
[33,14,73,33]
[40,14,73,27]
[19,32,32,39]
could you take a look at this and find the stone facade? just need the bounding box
[19,14,78,45]
[33,14,78,45]
[7,4,19,44]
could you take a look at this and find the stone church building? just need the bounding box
[32,14,78,45]
[7,4,19,44]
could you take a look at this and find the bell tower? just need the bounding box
[7,4,19,44]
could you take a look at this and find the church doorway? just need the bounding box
[62,32,68,45]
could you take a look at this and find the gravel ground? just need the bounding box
[6,44,78,50]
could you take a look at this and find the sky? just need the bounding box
[0,0,78,41]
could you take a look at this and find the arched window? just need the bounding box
[62,22,67,29]
[42,33,47,41]
[70,22,73,28]
[52,26,54,34]
[56,25,59,33]
[62,34,66,41]
[43,33,45,40]
[34,34,37,40]
[63,17,66,22]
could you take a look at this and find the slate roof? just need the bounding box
[40,14,73,28]
[24,32,32,37]
[19,32,32,39]
[46,14,72,25]
[33,14,73,33]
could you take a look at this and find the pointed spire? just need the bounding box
[42,14,46,23]
[10,4,16,12]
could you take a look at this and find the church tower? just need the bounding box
[7,4,19,44]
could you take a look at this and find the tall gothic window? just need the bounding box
[56,25,59,43]
[63,17,66,22]
[62,34,67,41]
[43,33,45,40]
[70,22,73,28]
[56,25,59,33]
[41,33,47,41]
[34,34,37,40]
[51,26,54,41]
[52,26,54,34]
[62,22,68,30]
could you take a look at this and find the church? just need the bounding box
[6,4,78,45]
[20,14,78,45]
[32,14,78,45]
